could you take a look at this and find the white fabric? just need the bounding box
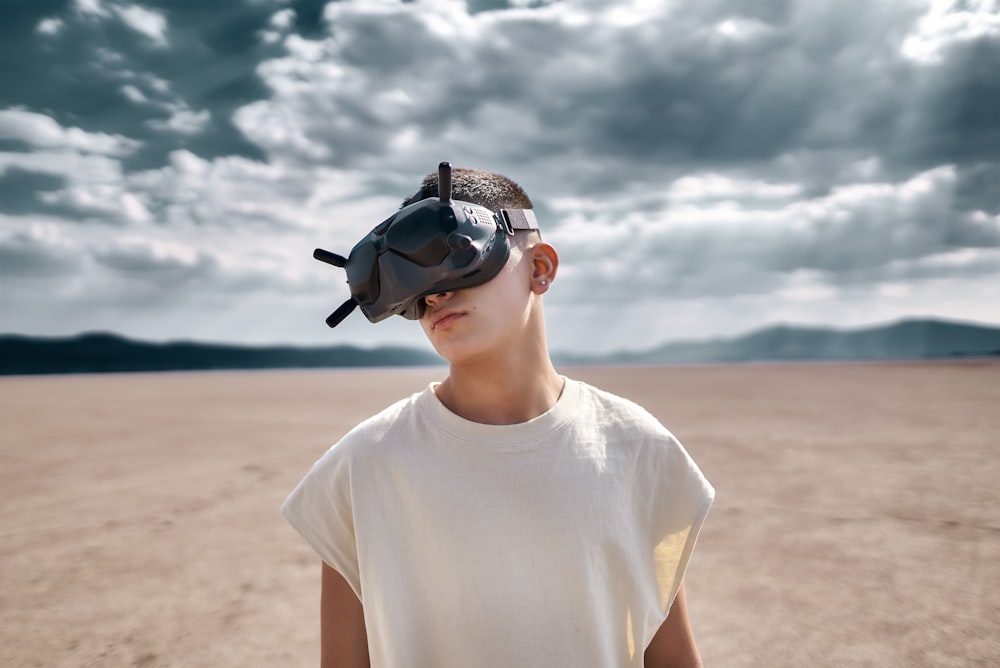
[281,377,714,667]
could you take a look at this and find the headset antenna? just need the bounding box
[438,161,451,203]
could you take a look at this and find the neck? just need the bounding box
[434,343,563,425]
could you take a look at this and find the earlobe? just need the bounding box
[530,243,559,293]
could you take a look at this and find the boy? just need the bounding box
[282,165,714,667]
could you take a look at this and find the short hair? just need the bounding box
[401,166,533,212]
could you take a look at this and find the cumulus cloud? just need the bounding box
[120,84,149,104]
[260,7,297,44]
[73,0,169,45]
[146,105,212,135]
[36,17,65,35]
[224,0,995,203]
[124,149,391,236]
[0,111,150,225]
[113,4,169,46]
[548,165,999,302]
[0,0,997,348]
[902,0,1000,63]
[94,237,215,280]
[75,0,110,18]
[0,108,140,156]
[39,187,151,224]
[0,221,82,276]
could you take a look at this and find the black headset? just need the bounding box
[314,162,539,328]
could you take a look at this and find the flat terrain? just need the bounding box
[1,361,997,667]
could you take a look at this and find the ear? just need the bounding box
[529,242,559,294]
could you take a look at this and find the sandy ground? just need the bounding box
[1,361,998,667]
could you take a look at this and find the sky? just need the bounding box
[0,0,998,355]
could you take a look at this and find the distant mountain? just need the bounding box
[2,319,998,376]
[0,332,443,376]
[551,318,1000,366]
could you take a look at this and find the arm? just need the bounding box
[320,562,370,668]
[643,583,703,668]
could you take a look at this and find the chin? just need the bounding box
[430,343,473,365]
[428,338,493,366]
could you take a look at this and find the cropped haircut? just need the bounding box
[401,167,534,212]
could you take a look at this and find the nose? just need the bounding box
[423,290,454,307]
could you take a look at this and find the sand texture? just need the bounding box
[1,361,998,667]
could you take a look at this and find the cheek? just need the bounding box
[484,291,530,331]
[492,261,532,299]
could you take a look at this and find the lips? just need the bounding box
[430,310,464,331]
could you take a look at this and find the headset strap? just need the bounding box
[495,208,539,235]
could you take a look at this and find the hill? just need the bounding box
[2,318,998,375]
[0,332,442,375]
[552,318,1000,366]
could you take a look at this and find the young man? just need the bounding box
[282,166,714,667]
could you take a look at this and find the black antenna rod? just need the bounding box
[438,161,451,203]
[313,248,347,267]
[325,298,357,328]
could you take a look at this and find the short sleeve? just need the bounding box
[647,434,714,630]
[281,442,362,599]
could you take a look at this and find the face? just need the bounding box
[418,242,543,364]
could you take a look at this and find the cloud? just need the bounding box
[0,0,996,348]
[75,0,110,18]
[874,246,1000,284]
[146,105,212,135]
[902,0,1000,63]
[39,187,151,224]
[0,221,81,277]
[0,108,140,156]
[0,110,151,224]
[120,84,149,104]
[222,0,995,203]
[36,17,65,35]
[73,0,169,46]
[260,6,297,44]
[124,149,389,235]
[547,165,999,302]
[1,0,276,176]
[0,168,66,216]
[113,3,169,46]
[93,237,215,280]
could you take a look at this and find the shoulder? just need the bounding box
[330,386,428,457]
[342,391,418,442]
[570,378,672,438]
[297,386,430,483]
[568,379,715,516]
[564,378,714,517]
[283,387,429,503]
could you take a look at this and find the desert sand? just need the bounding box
[1,361,998,667]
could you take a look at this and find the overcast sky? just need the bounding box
[1,0,997,354]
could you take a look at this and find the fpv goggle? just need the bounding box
[314,162,539,328]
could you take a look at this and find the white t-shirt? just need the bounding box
[282,377,714,667]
